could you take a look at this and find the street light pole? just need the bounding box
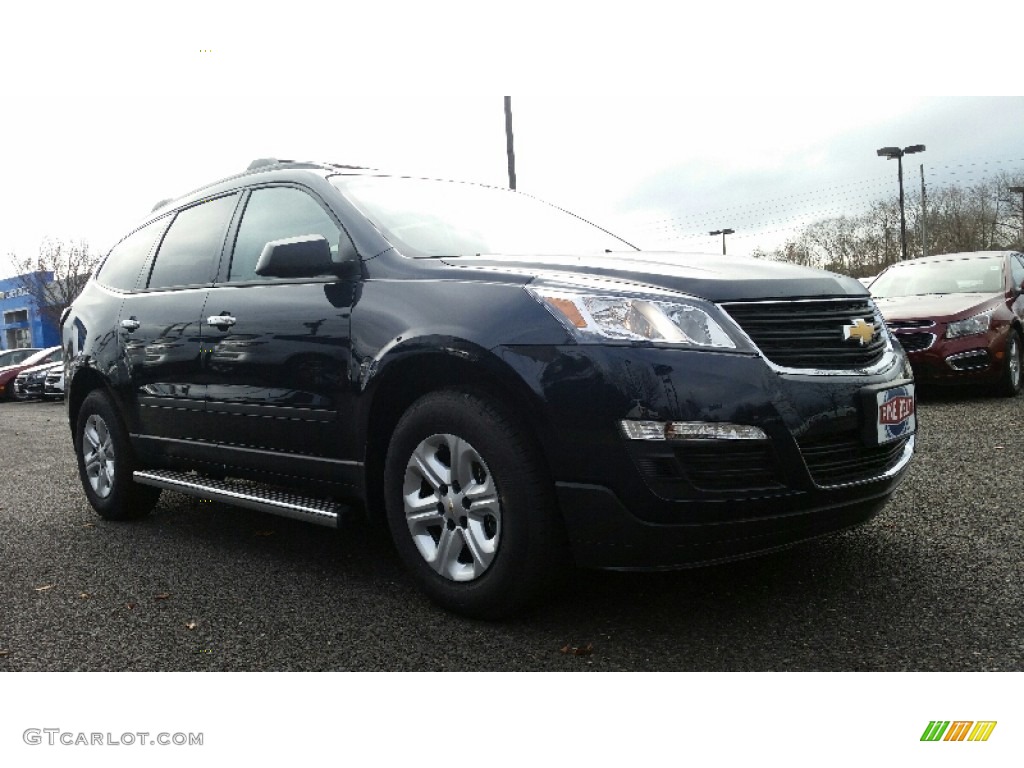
[877,144,925,261]
[709,228,734,255]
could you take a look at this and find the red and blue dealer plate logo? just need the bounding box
[876,384,915,444]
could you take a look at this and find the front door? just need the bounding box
[202,185,358,488]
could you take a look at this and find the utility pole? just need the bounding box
[504,96,516,190]
[920,164,927,258]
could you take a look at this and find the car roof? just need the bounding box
[891,250,1019,267]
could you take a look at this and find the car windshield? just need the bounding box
[870,256,1004,298]
[330,175,636,258]
[0,350,30,365]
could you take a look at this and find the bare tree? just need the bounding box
[760,174,1024,276]
[8,238,100,327]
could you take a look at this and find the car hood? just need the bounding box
[440,251,866,302]
[19,361,63,376]
[873,293,998,321]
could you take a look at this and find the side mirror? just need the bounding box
[255,235,336,278]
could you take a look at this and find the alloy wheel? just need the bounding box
[401,433,502,582]
[82,414,116,499]
[1009,334,1021,391]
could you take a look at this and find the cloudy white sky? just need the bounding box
[1,3,1020,279]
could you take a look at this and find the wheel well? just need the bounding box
[362,354,547,524]
[67,367,115,440]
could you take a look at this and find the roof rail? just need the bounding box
[247,158,289,171]
[151,198,174,212]
[247,158,370,173]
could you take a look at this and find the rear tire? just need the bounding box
[383,390,566,619]
[75,390,161,520]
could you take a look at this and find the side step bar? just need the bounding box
[133,469,346,528]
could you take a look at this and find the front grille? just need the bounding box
[799,430,909,486]
[892,331,934,352]
[721,298,887,370]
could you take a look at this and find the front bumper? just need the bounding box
[556,476,898,569]
[897,324,1010,385]
[15,377,46,399]
[499,344,914,569]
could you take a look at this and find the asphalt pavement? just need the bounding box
[1,393,1021,671]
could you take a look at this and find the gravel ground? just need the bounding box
[0,393,1021,671]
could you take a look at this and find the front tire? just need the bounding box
[75,390,161,520]
[997,328,1022,397]
[384,390,566,619]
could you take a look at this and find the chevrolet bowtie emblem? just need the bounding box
[843,318,875,346]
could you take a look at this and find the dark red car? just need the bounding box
[0,346,62,400]
[871,251,1024,396]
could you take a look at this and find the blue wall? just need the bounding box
[0,272,60,350]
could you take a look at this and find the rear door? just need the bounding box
[118,193,240,449]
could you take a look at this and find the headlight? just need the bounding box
[946,311,992,339]
[529,287,737,348]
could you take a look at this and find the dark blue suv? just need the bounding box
[63,159,916,617]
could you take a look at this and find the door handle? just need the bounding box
[207,315,237,328]
[120,318,140,332]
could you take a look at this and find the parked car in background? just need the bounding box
[0,348,41,368]
[871,251,1024,396]
[858,276,875,288]
[14,359,64,400]
[0,346,61,400]
[63,159,916,618]
[43,363,65,400]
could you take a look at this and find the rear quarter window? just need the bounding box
[96,217,170,291]
[146,194,239,290]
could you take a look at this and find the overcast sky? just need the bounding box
[1,3,1020,279]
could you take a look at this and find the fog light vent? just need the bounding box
[946,350,989,371]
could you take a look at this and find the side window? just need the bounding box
[1012,255,1024,288]
[229,187,342,282]
[96,217,169,291]
[146,194,238,290]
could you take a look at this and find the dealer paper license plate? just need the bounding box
[875,383,915,444]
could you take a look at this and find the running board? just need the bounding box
[133,469,346,528]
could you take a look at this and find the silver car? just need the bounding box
[43,363,65,400]
[14,360,63,400]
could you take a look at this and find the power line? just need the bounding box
[623,156,1024,254]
